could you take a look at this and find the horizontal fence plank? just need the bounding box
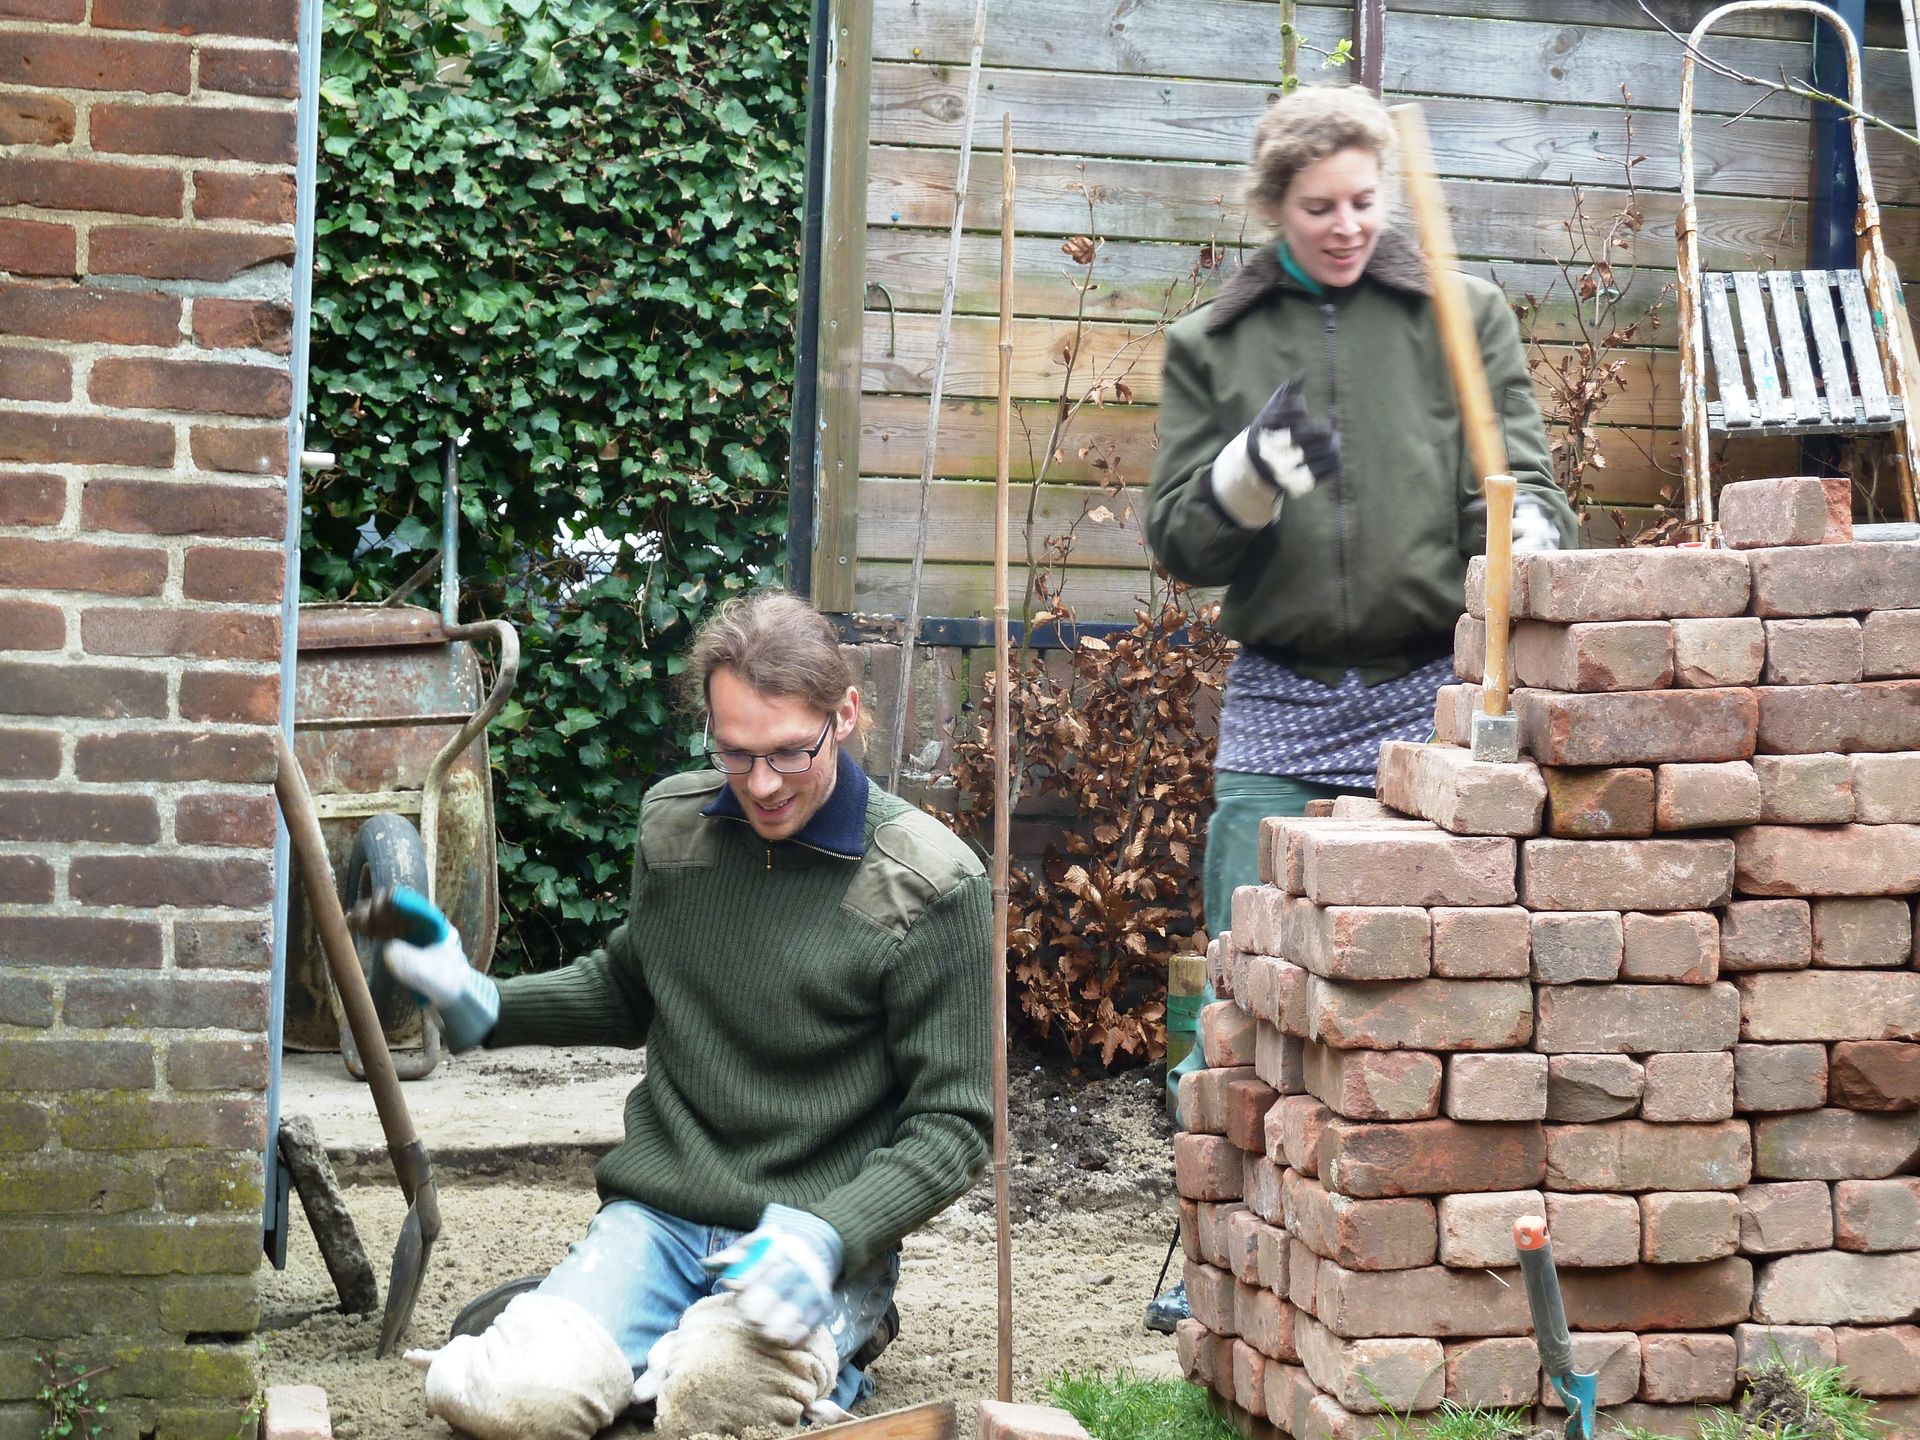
[869,150,1902,268]
[858,476,1150,567]
[869,20,1913,124]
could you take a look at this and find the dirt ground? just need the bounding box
[259,1047,1184,1438]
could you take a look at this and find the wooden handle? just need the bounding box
[1391,103,1509,486]
[1482,473,1516,716]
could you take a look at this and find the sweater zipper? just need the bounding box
[1322,301,1353,648]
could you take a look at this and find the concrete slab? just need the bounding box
[277,1044,639,1180]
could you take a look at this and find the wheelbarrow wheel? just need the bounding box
[337,814,442,1079]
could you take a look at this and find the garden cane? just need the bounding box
[1514,1216,1597,1440]
[1392,102,1520,762]
[274,730,442,1357]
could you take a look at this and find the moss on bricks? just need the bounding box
[59,1217,259,1276]
[0,1158,158,1216]
[154,1278,259,1337]
[161,1152,264,1213]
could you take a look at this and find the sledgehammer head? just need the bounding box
[1471,708,1519,763]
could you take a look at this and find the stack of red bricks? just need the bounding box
[1172,477,1920,1440]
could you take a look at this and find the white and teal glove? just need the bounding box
[704,1204,843,1347]
[1512,493,1564,554]
[384,926,499,1052]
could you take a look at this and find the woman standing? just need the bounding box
[1147,84,1577,936]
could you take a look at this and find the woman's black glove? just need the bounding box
[1209,378,1342,528]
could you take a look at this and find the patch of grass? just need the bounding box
[1707,1360,1885,1440]
[1374,1398,1538,1440]
[1047,1369,1240,1440]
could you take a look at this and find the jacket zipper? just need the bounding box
[1322,301,1353,648]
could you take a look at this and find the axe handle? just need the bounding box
[1482,472,1516,716]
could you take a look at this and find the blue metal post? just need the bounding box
[1808,2,1866,269]
[265,0,326,1265]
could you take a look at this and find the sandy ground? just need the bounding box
[259,1051,1184,1438]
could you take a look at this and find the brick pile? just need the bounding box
[1173,479,1920,1440]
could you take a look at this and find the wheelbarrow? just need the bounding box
[285,440,518,1078]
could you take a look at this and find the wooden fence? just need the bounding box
[808,0,1920,621]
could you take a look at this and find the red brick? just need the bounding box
[0,283,180,346]
[172,916,270,969]
[1453,612,1484,681]
[172,792,276,852]
[1224,1206,1266,1282]
[1294,1312,1442,1413]
[0,1038,154,1092]
[1444,1338,1540,1408]
[0,598,63,651]
[1759,680,1920,755]
[1517,687,1759,766]
[0,217,75,277]
[1231,1338,1269,1417]
[1543,1333,1642,1410]
[1736,824,1920,897]
[70,853,272,909]
[1512,619,1673,692]
[1546,1054,1643,1121]
[0,915,161,967]
[1822,475,1855,542]
[90,355,290,418]
[1833,1178,1920,1253]
[1641,1190,1740,1262]
[1373,740,1544,837]
[1300,830,1515,907]
[0,92,76,145]
[1281,1169,1436,1271]
[1833,1326,1920,1397]
[1754,752,1854,823]
[1306,976,1533,1052]
[1180,1064,1252,1135]
[1225,1076,1279,1153]
[196,45,297,97]
[179,546,282,605]
[1272,1095,1331,1175]
[1721,899,1812,972]
[1484,548,1751,622]
[1721,477,1831,549]
[1263,814,1439,889]
[1314,1258,1533,1339]
[0,346,69,402]
[1864,610,1920,679]
[1444,1052,1547,1121]
[1748,542,1920,618]
[1812,897,1911,968]
[0,658,168,719]
[1733,1043,1828,1113]
[1183,1258,1237,1334]
[191,172,294,226]
[75,727,274,783]
[1544,1192,1641,1266]
[1302,1042,1441,1121]
[1830,1042,1920,1112]
[0,790,158,844]
[0,155,183,216]
[1430,905,1530,978]
[1655,761,1760,830]
[1242,1151,1284,1223]
[55,1094,263,1151]
[0,471,63,524]
[89,224,293,282]
[1621,911,1719,984]
[0,410,171,467]
[0,536,166,596]
[1543,765,1655,838]
[1436,1189,1544,1267]
[81,606,279,662]
[1736,1323,1838,1373]
[1639,1334,1737,1404]
[84,476,284,537]
[1547,1119,1752,1191]
[1752,1251,1920,1326]
[1671,617,1766,688]
[190,424,288,475]
[1738,1180,1833,1254]
[1560,1258,1754,1331]
[1175,1132,1243,1202]
[1531,911,1622,984]
[1201,999,1255,1067]
[92,101,294,165]
[1753,1108,1920,1181]
[1642,1051,1734,1123]
[95,0,299,40]
[1852,752,1920,824]
[0,727,61,778]
[0,854,53,902]
[1737,971,1920,1043]
[178,668,278,724]
[1282,896,1430,980]
[166,1043,270,1096]
[1238,1284,1298,1365]
[1521,837,1733,912]
[0,33,190,93]
[1177,1319,1215,1386]
[1766,617,1865,686]
[1318,1118,1545,1199]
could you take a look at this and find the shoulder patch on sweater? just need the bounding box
[842,802,983,936]
[639,769,727,869]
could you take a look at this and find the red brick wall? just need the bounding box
[0,1,297,1432]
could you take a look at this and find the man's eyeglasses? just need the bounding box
[704,715,834,776]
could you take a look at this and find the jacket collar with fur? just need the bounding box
[1204,227,1428,335]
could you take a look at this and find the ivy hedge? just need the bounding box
[306,0,807,969]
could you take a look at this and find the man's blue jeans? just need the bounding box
[536,1199,900,1413]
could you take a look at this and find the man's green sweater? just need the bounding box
[486,753,993,1273]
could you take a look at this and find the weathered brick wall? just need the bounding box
[0,2,298,1435]
[1175,490,1920,1440]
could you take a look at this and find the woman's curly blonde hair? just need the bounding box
[1246,83,1397,218]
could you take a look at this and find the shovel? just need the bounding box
[1514,1216,1598,1440]
[274,731,443,1357]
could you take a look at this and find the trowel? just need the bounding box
[1514,1216,1598,1440]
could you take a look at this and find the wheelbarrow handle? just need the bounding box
[1514,1215,1576,1378]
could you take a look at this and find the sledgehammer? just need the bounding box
[1392,102,1520,762]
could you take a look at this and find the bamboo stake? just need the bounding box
[883,0,989,793]
[991,111,1015,1407]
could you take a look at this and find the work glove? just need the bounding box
[384,917,500,1053]
[1512,493,1564,554]
[633,1292,851,1439]
[1209,378,1342,529]
[704,1204,844,1347]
